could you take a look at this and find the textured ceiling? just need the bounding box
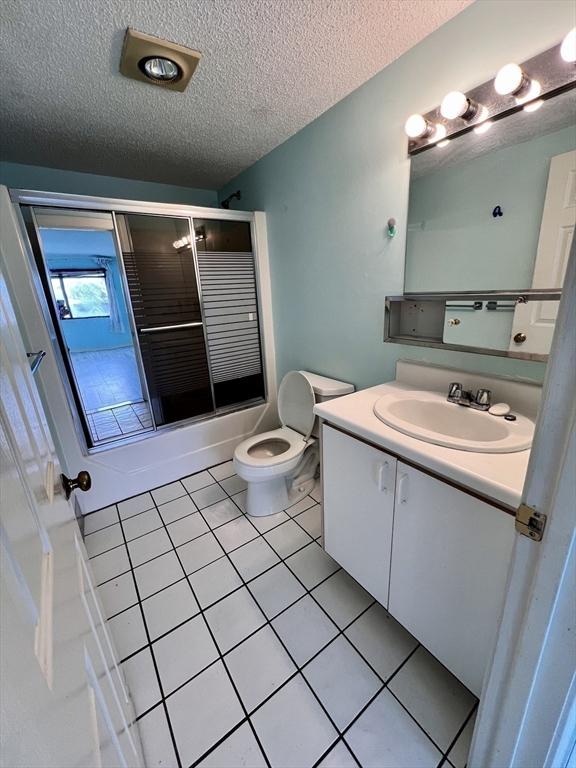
[0,0,471,190]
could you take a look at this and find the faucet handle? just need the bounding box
[448,382,462,400]
[475,388,492,408]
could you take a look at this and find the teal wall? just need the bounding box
[219,0,574,390]
[406,125,576,292]
[0,161,218,207]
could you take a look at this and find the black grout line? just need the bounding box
[186,718,255,768]
[86,485,243,549]
[92,463,477,768]
[117,568,465,765]
[151,487,273,768]
[97,499,429,741]
[84,470,310,536]
[191,486,355,760]
[199,475,476,765]
[90,488,323,597]
[438,699,478,766]
[86,463,226,517]
[115,505,183,768]
[108,540,343,647]
[312,736,362,768]
[100,490,375,682]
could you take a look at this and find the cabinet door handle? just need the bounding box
[398,472,409,504]
[377,461,390,492]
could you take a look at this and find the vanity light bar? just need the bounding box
[406,34,576,155]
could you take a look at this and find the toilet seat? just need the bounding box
[277,371,316,441]
[234,371,317,476]
[234,426,311,471]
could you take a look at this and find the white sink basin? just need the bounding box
[373,390,534,453]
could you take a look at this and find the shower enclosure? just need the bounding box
[17,194,266,450]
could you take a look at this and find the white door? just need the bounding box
[322,424,396,607]
[0,263,143,767]
[388,463,515,696]
[509,149,576,355]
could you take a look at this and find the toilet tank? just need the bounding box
[299,371,355,436]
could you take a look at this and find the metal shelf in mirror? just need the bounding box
[384,290,562,362]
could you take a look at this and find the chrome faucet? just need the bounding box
[447,383,492,411]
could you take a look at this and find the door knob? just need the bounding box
[61,470,92,500]
[513,332,527,344]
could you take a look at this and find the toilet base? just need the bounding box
[245,476,316,518]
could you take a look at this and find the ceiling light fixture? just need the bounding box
[560,28,576,62]
[404,114,432,139]
[440,91,481,121]
[405,37,574,156]
[120,28,201,92]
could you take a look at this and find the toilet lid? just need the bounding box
[277,371,316,440]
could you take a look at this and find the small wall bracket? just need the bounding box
[515,503,547,541]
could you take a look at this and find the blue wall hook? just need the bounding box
[387,217,397,238]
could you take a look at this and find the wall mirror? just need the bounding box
[402,87,575,358]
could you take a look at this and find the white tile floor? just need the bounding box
[85,461,478,768]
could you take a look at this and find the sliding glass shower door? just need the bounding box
[20,195,267,450]
[194,218,265,408]
[24,206,154,446]
[116,214,214,426]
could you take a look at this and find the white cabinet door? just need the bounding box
[389,462,515,695]
[322,424,396,607]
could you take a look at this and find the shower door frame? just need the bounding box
[10,189,271,454]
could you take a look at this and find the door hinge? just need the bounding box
[515,503,547,541]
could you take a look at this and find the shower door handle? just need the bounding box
[139,321,203,333]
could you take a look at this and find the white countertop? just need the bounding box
[314,380,531,510]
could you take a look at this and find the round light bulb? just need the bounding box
[494,63,524,95]
[561,28,576,62]
[440,91,469,119]
[437,139,450,149]
[404,114,428,138]
[474,121,493,135]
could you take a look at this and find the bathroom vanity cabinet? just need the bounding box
[322,423,515,695]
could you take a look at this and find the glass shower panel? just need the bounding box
[29,207,154,447]
[116,214,214,426]
[194,219,265,408]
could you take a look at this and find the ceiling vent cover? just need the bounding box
[120,28,201,92]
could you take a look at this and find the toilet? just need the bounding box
[234,370,354,517]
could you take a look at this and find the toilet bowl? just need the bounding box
[234,370,354,517]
